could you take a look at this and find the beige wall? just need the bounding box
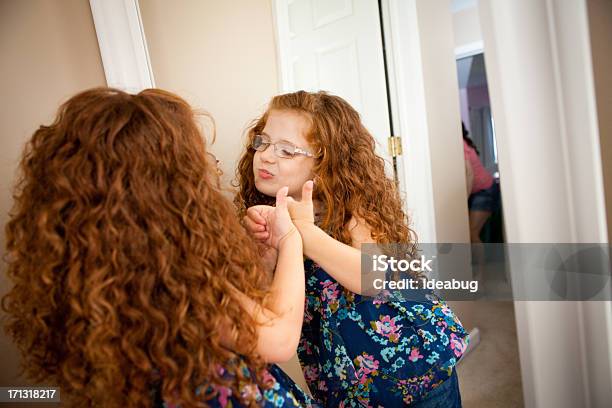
[139,0,309,391]
[139,0,280,192]
[0,0,106,386]
[587,0,612,243]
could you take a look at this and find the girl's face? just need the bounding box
[253,110,316,199]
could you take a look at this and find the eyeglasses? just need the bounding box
[206,152,223,176]
[251,134,314,159]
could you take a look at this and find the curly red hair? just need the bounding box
[3,87,271,407]
[234,91,417,246]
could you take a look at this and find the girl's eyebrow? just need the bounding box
[260,131,297,146]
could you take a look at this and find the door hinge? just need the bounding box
[388,136,402,157]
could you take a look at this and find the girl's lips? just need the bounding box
[258,169,274,180]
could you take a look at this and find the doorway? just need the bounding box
[456,52,505,244]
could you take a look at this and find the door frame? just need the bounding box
[271,0,292,92]
[89,0,155,93]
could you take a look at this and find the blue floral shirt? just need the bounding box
[297,259,469,406]
[158,363,317,407]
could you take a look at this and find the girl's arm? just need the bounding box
[285,181,381,295]
[295,217,378,295]
[244,209,278,277]
[221,187,305,363]
[222,232,304,363]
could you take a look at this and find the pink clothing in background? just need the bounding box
[464,140,494,194]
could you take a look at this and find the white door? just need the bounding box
[274,0,394,173]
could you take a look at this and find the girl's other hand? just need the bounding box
[287,180,315,227]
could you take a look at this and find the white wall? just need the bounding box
[451,2,483,130]
[415,0,470,244]
[452,3,482,49]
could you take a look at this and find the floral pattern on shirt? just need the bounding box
[159,363,317,407]
[297,259,469,407]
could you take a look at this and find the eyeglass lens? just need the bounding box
[253,135,296,158]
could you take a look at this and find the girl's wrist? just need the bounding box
[277,228,302,251]
[295,223,324,256]
[292,219,315,233]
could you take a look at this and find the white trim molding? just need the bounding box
[89,0,155,93]
[382,0,437,244]
[455,40,484,59]
[271,0,292,92]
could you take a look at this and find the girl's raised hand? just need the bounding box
[287,180,315,227]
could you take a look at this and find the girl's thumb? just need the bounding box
[301,180,314,203]
[275,186,289,209]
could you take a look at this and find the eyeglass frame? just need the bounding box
[251,134,315,159]
[206,152,223,175]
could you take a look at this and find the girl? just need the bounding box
[236,91,469,407]
[2,87,316,407]
[462,122,501,243]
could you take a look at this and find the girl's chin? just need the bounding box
[254,180,277,197]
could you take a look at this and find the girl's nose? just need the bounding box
[259,144,277,163]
